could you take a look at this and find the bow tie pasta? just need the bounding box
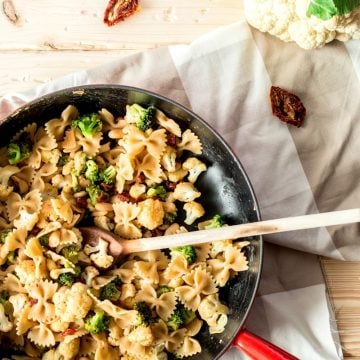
[0,103,249,358]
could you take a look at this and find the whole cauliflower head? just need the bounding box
[53,282,93,322]
[244,0,360,49]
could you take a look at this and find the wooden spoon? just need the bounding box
[79,208,360,258]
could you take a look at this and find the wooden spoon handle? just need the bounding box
[121,208,360,254]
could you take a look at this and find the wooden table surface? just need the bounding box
[1,1,359,358]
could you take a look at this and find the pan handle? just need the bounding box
[233,329,299,360]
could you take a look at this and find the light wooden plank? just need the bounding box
[0,0,244,50]
[321,259,360,358]
[1,1,360,358]
[0,50,139,96]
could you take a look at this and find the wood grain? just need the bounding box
[322,259,360,358]
[0,0,244,95]
[0,1,359,358]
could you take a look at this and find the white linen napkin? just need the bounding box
[2,19,359,360]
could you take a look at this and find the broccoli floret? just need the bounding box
[147,185,167,201]
[164,210,177,224]
[101,165,116,185]
[73,265,82,277]
[166,308,184,331]
[84,310,109,334]
[0,229,11,244]
[7,132,32,165]
[86,184,103,205]
[74,152,87,174]
[84,160,100,183]
[0,291,11,314]
[7,251,16,264]
[180,306,196,325]
[157,285,174,296]
[64,261,82,277]
[172,245,197,265]
[100,278,121,302]
[72,113,102,138]
[39,235,49,247]
[57,273,75,287]
[127,104,156,131]
[166,305,196,331]
[71,169,80,192]
[61,245,79,264]
[204,214,225,229]
[57,154,69,166]
[133,301,153,327]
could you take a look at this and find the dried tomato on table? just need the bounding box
[269,86,306,128]
[104,0,140,27]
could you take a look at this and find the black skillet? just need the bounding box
[0,85,297,359]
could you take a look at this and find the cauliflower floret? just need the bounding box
[182,157,207,184]
[84,238,114,269]
[167,167,188,182]
[14,260,37,284]
[9,293,27,313]
[83,266,100,287]
[244,0,360,49]
[43,338,80,360]
[53,283,93,323]
[173,182,201,202]
[161,146,177,172]
[56,338,80,360]
[94,215,113,232]
[137,198,164,230]
[128,326,154,346]
[209,239,233,258]
[129,183,146,199]
[164,223,188,236]
[183,201,205,225]
[198,294,229,334]
[0,303,12,332]
[13,210,39,231]
[177,129,202,154]
[49,318,70,333]
[73,152,87,174]
[0,184,13,201]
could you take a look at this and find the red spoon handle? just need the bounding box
[233,329,299,360]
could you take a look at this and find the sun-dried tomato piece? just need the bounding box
[100,182,114,192]
[151,228,163,237]
[165,181,176,191]
[117,192,131,202]
[104,0,139,27]
[61,328,77,337]
[270,86,306,128]
[29,298,38,306]
[135,174,145,184]
[76,196,88,209]
[167,132,177,147]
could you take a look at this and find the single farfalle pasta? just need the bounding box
[0,102,250,358]
[135,284,177,321]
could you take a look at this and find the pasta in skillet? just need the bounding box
[0,103,250,359]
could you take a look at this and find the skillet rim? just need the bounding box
[1,84,263,359]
